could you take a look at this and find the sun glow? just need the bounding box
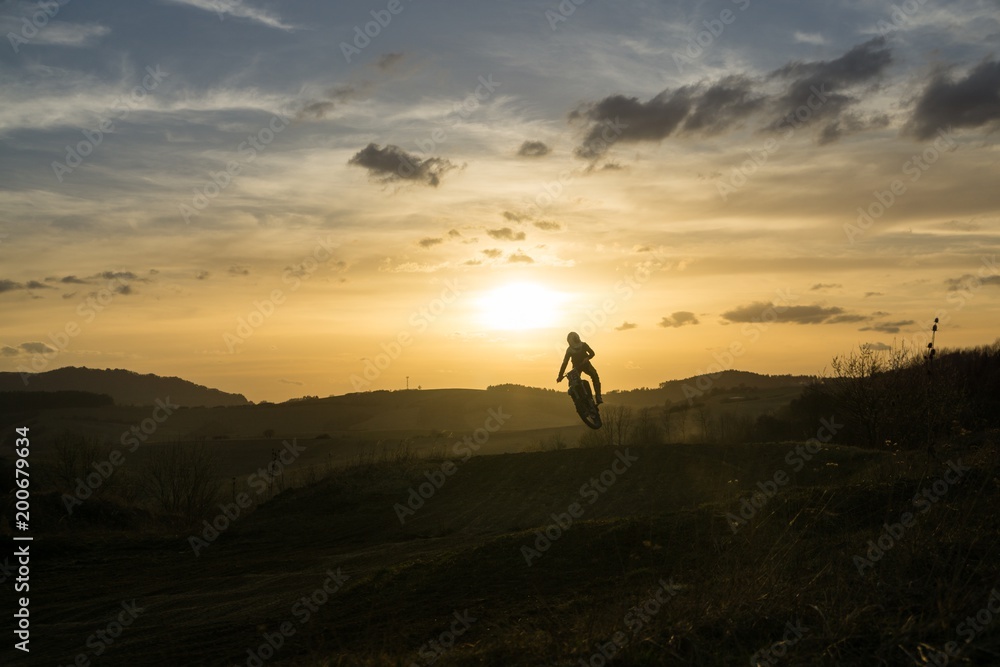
[478,282,565,331]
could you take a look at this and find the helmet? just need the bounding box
[567,331,581,348]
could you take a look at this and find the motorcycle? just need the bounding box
[560,365,602,429]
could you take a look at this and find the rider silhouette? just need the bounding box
[557,331,602,405]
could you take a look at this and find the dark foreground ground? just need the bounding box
[4,437,1000,666]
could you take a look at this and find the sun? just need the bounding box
[477,282,564,331]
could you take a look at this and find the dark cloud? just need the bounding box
[26,280,52,289]
[681,75,766,135]
[115,284,133,295]
[810,283,842,291]
[859,320,915,334]
[61,292,77,299]
[60,275,87,284]
[0,280,24,293]
[906,59,1000,140]
[348,143,456,187]
[765,37,892,133]
[279,378,305,386]
[298,84,362,120]
[945,274,1000,291]
[503,211,528,223]
[482,249,502,259]
[376,52,404,71]
[228,265,250,276]
[419,237,443,248]
[487,227,526,241]
[939,219,982,232]
[864,292,883,298]
[517,140,551,157]
[570,39,893,158]
[659,311,699,328]
[507,252,534,263]
[615,321,638,331]
[865,342,893,351]
[1,345,19,357]
[532,220,561,231]
[196,271,210,280]
[19,342,55,354]
[448,229,462,238]
[721,301,868,325]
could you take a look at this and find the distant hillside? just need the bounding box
[0,367,249,407]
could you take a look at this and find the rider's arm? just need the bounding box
[584,343,595,360]
[558,349,570,378]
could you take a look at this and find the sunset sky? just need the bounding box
[1,0,999,402]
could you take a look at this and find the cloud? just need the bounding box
[864,291,883,298]
[1,345,19,357]
[864,342,893,351]
[196,271,210,280]
[659,311,699,328]
[615,321,638,331]
[793,31,828,45]
[419,237,443,248]
[348,143,456,187]
[859,320,915,334]
[228,265,250,276]
[532,220,561,231]
[279,378,304,386]
[517,140,551,157]
[810,283,842,291]
[482,249,502,259]
[486,227,526,241]
[19,342,56,354]
[297,85,362,120]
[376,52,404,71]
[4,20,111,48]
[502,211,528,222]
[945,274,1000,291]
[164,0,295,31]
[939,219,982,232]
[569,39,891,157]
[507,252,534,263]
[764,37,892,137]
[906,59,1000,140]
[60,275,87,284]
[26,280,52,289]
[0,280,24,293]
[721,302,868,325]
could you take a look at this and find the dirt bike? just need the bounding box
[560,365,602,430]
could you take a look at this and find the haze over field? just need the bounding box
[1,0,999,402]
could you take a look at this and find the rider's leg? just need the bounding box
[585,363,602,404]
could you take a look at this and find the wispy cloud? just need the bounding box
[163,0,295,31]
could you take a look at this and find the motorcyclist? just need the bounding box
[557,331,602,405]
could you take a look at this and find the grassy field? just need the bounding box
[7,433,1000,666]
